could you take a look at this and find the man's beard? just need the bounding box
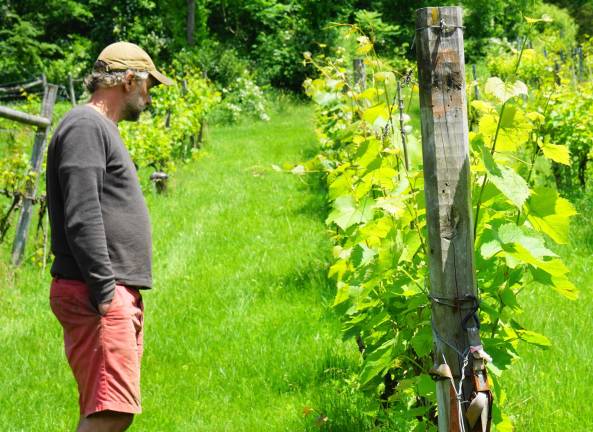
[121,91,146,122]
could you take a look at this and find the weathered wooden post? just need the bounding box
[68,73,77,105]
[471,64,480,100]
[577,46,585,81]
[11,84,58,266]
[196,69,208,147]
[353,58,366,91]
[415,7,491,432]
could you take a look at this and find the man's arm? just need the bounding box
[57,116,116,312]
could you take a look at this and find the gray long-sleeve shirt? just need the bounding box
[46,105,152,307]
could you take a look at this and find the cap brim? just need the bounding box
[149,69,174,86]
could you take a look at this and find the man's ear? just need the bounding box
[123,70,135,92]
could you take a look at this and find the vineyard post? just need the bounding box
[196,69,208,147]
[353,58,366,91]
[471,64,480,100]
[11,84,58,266]
[415,7,491,431]
[68,73,77,105]
[577,46,584,81]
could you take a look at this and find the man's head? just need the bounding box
[84,42,173,122]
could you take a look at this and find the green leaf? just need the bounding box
[399,230,422,263]
[485,77,528,103]
[470,100,496,115]
[498,223,557,259]
[362,103,390,128]
[416,374,436,400]
[516,329,551,348]
[356,138,382,169]
[410,324,433,357]
[525,187,577,244]
[352,242,377,267]
[540,143,570,165]
[499,286,519,309]
[481,146,530,208]
[326,195,375,230]
[374,196,405,217]
[359,338,394,386]
[551,276,579,300]
[333,281,350,306]
[530,268,579,300]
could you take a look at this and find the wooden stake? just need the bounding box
[472,64,480,100]
[197,70,208,147]
[68,73,77,105]
[415,7,482,431]
[11,84,58,266]
[353,58,366,91]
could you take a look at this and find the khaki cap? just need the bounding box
[97,41,174,86]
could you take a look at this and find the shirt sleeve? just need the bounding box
[57,116,116,307]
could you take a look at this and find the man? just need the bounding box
[46,42,172,431]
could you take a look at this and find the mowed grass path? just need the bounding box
[0,103,356,431]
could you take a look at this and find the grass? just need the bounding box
[0,103,360,431]
[503,193,593,430]
[1,99,593,431]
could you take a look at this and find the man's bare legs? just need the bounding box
[77,411,134,432]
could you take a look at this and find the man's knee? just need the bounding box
[78,410,134,432]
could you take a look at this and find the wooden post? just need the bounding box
[11,84,58,266]
[353,58,366,91]
[415,7,486,431]
[196,70,208,147]
[554,61,561,85]
[68,73,77,105]
[471,64,480,100]
[397,80,409,170]
[577,46,584,81]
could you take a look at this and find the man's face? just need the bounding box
[121,74,156,122]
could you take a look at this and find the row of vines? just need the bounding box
[0,67,221,266]
[296,17,582,431]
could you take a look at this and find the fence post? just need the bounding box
[415,7,490,431]
[196,70,208,147]
[353,58,366,91]
[11,84,58,266]
[68,73,77,105]
[471,64,480,100]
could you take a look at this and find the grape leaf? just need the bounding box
[540,142,570,165]
[525,187,577,244]
[482,146,531,208]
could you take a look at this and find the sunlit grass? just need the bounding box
[0,103,359,431]
[503,193,593,431]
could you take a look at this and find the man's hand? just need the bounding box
[98,300,113,316]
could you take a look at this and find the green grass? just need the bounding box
[503,194,593,430]
[2,100,593,431]
[0,103,360,431]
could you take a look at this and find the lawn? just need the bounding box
[0,101,591,431]
[0,103,359,431]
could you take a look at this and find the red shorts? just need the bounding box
[50,277,144,417]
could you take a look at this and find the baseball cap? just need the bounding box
[96,41,174,86]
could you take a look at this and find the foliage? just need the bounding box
[0,70,220,262]
[1,0,566,92]
[121,70,221,172]
[295,21,577,430]
[482,8,593,193]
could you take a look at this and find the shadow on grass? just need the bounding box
[290,172,330,221]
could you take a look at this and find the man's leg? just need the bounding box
[77,411,134,432]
